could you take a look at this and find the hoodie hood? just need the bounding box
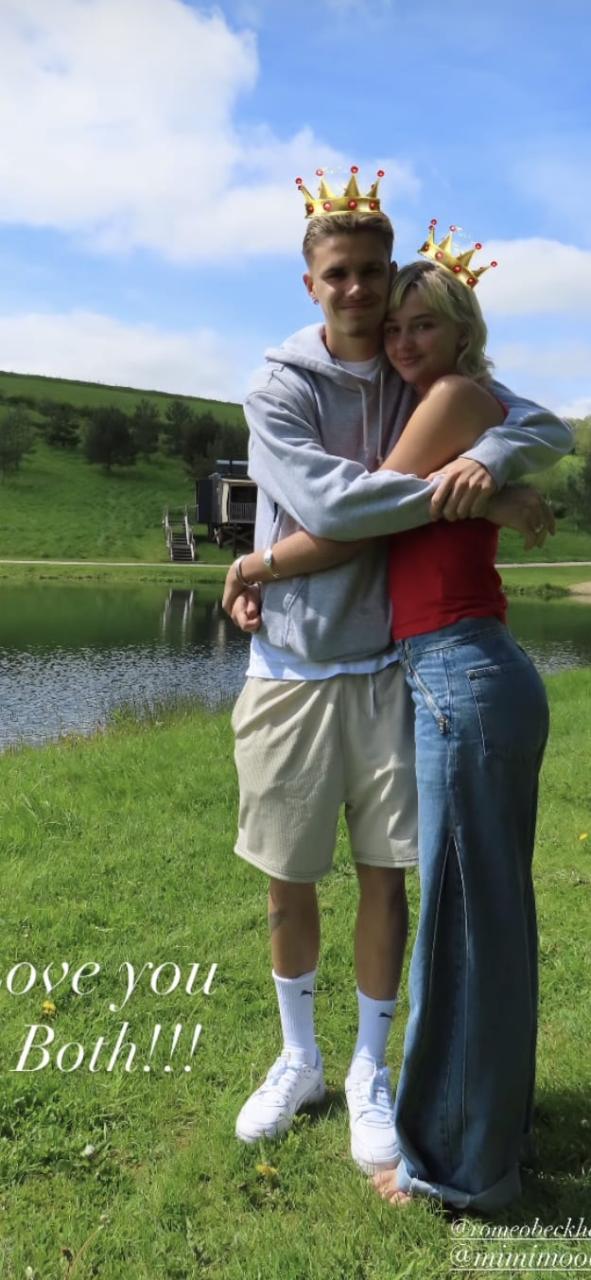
[265,322,388,386]
[263,323,389,464]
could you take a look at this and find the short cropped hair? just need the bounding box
[302,212,394,266]
[388,260,494,383]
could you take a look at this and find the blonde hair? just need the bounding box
[302,212,394,266]
[387,260,493,382]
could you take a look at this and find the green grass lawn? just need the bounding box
[0,442,235,565]
[0,671,589,1279]
[498,523,591,564]
[500,564,591,598]
[0,561,227,588]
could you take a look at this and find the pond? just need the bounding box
[0,582,589,750]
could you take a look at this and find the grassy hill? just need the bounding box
[0,442,207,562]
[0,369,245,425]
[0,369,590,564]
[0,370,248,562]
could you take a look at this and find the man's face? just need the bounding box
[303,233,392,351]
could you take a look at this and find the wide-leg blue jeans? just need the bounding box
[393,618,549,1212]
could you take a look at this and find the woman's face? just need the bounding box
[383,289,464,394]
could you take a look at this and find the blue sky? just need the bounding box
[0,0,589,415]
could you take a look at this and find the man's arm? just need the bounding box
[429,383,574,520]
[246,377,435,542]
[465,381,574,483]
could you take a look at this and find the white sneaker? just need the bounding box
[345,1062,399,1174]
[235,1051,325,1143]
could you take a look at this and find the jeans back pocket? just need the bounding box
[467,660,549,758]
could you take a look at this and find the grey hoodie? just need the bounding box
[245,324,572,664]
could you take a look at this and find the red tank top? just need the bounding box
[389,518,507,641]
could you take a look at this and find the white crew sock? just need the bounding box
[273,968,318,1065]
[350,988,397,1075]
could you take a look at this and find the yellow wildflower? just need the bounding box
[41,999,57,1016]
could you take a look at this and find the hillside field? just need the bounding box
[0,369,245,426]
[0,442,232,563]
[0,368,590,564]
[0,370,247,562]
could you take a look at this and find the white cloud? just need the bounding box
[489,340,591,417]
[478,238,591,315]
[494,342,591,380]
[0,0,418,262]
[0,309,261,400]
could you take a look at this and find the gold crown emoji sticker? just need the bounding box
[296,166,385,218]
[419,219,498,288]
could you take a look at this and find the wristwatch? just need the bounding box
[263,547,281,579]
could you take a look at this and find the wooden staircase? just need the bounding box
[170,534,193,563]
[163,507,196,563]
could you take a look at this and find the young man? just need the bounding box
[227,193,570,1174]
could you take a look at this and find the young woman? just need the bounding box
[223,260,551,1211]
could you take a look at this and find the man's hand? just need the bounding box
[231,587,262,632]
[222,562,262,632]
[487,485,555,549]
[428,458,497,521]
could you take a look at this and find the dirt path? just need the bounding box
[497,561,591,568]
[3,558,591,569]
[570,581,591,598]
[0,558,224,568]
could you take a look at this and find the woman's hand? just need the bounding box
[485,485,555,549]
[428,458,497,520]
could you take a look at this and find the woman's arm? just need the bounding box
[378,375,504,477]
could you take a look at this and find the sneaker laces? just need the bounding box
[258,1053,312,1105]
[350,1066,394,1124]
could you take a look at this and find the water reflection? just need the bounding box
[161,588,196,641]
[508,598,591,675]
[0,584,589,750]
[0,585,249,750]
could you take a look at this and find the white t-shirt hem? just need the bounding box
[246,636,398,680]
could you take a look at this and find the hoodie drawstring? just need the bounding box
[377,369,385,465]
[369,673,377,719]
[357,370,384,468]
[359,380,369,461]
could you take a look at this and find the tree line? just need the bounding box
[565,418,591,531]
[0,392,247,480]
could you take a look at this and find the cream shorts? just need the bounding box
[232,665,418,882]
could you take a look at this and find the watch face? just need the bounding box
[263,549,278,576]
